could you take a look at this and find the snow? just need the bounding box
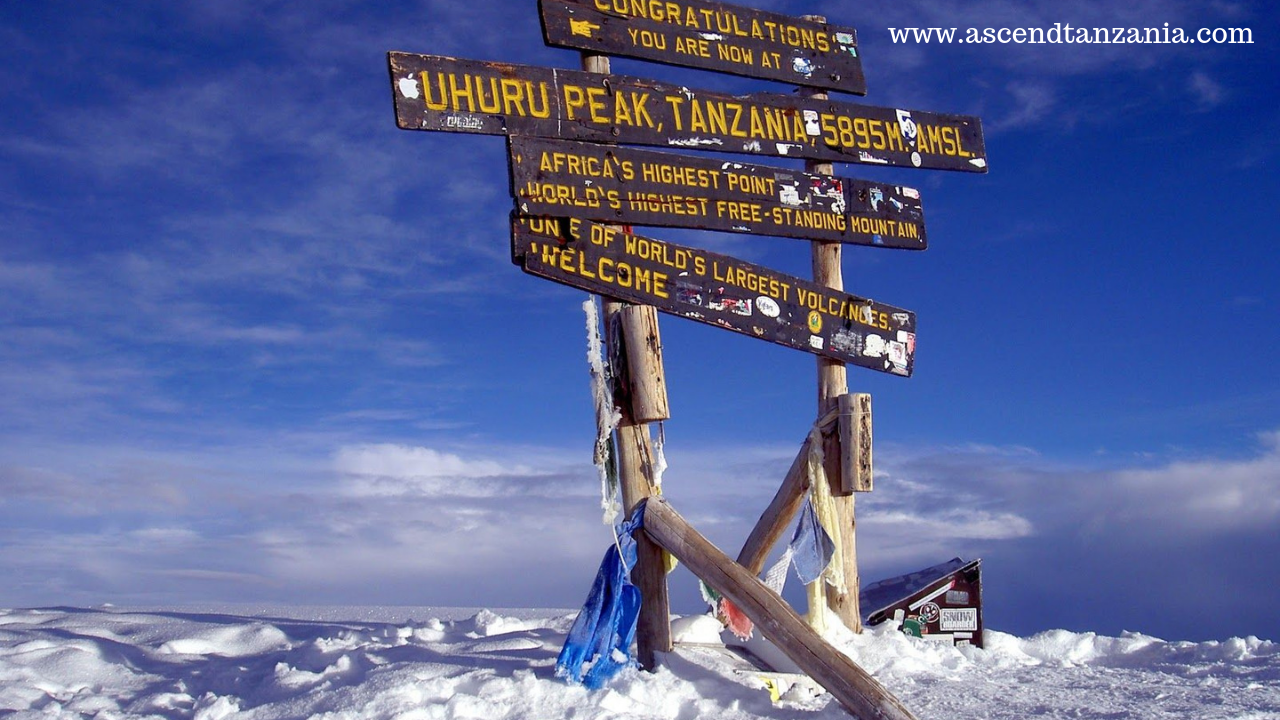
[0,606,1276,719]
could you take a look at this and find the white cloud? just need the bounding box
[334,444,510,479]
[1188,70,1226,109]
[870,429,1280,557]
[994,82,1056,131]
[333,444,547,498]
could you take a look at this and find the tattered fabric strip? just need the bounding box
[806,425,847,593]
[584,297,622,525]
[555,509,644,689]
[720,597,754,641]
[763,546,794,596]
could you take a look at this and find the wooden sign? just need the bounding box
[389,52,987,172]
[539,0,867,95]
[512,216,917,376]
[509,136,926,249]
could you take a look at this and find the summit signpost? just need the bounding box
[388,0,985,714]
[389,53,987,171]
[538,0,868,94]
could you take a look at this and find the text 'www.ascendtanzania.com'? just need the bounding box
[889,24,1254,45]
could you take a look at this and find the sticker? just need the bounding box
[397,76,420,99]
[669,137,724,147]
[919,602,941,624]
[778,184,803,207]
[676,283,703,306]
[911,152,922,167]
[835,32,855,45]
[939,608,978,632]
[863,334,885,357]
[806,310,823,333]
[742,140,762,152]
[970,157,987,169]
[901,618,923,638]
[895,110,918,146]
[709,296,752,316]
[868,187,883,211]
[802,110,821,136]
[858,151,888,165]
[809,178,844,214]
[946,590,970,605]
[830,329,862,355]
[901,186,920,200]
[892,313,912,327]
[443,115,484,130]
[808,335,824,350]
[793,58,815,77]
[888,341,907,366]
[755,296,780,318]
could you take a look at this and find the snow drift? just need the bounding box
[0,606,1276,719]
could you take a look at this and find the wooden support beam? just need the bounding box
[736,436,810,576]
[642,497,918,720]
[735,406,837,576]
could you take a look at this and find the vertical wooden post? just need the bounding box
[582,50,673,670]
[801,15,861,634]
[839,393,873,493]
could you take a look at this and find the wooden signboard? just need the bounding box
[539,0,867,95]
[389,52,987,172]
[862,558,984,649]
[512,216,917,376]
[509,136,926,249]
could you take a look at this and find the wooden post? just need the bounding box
[840,394,873,493]
[802,15,861,634]
[643,497,918,720]
[618,304,670,423]
[582,50,673,670]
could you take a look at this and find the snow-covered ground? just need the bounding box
[0,605,1276,719]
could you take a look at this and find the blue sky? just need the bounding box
[1,1,1277,642]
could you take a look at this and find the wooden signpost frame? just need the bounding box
[387,0,989,713]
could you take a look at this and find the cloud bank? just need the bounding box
[1,429,1277,640]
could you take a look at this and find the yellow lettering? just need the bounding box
[448,73,476,112]
[664,96,685,130]
[420,71,447,111]
[563,85,587,120]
